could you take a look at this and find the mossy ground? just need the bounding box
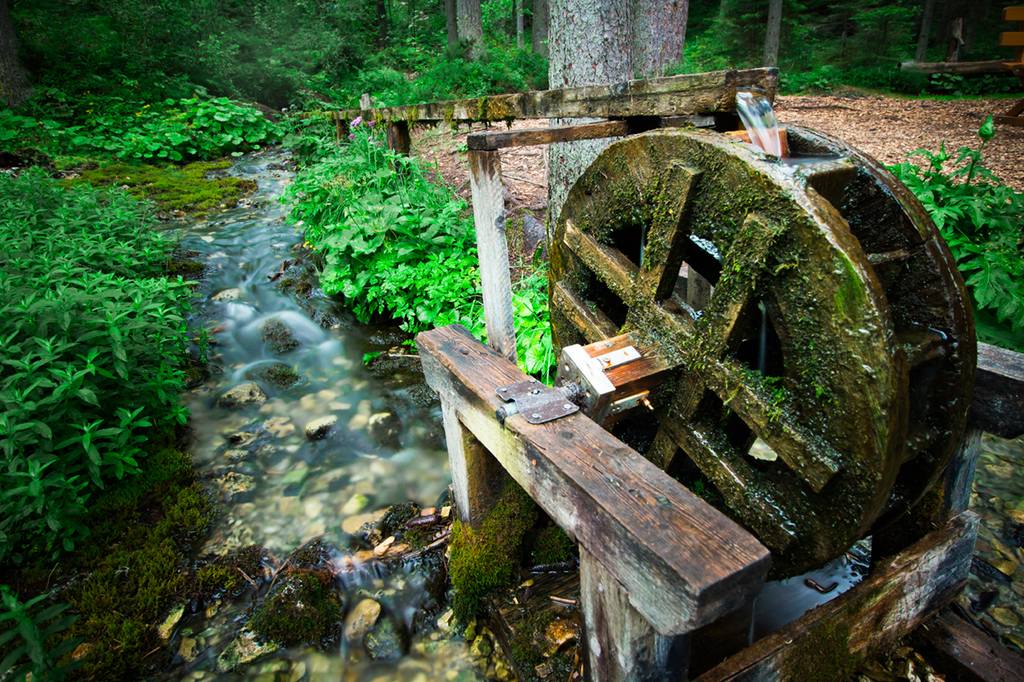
[55,447,214,680]
[448,481,537,622]
[65,160,256,215]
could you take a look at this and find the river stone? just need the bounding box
[365,617,404,661]
[305,415,338,440]
[216,629,279,673]
[344,598,382,642]
[991,606,1021,627]
[262,318,300,354]
[157,604,185,641]
[218,382,267,408]
[211,287,242,302]
[247,362,300,389]
[368,411,400,447]
[341,509,387,537]
[263,416,295,438]
[341,493,370,515]
[178,636,199,662]
[224,448,251,463]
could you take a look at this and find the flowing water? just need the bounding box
[735,91,783,158]
[161,150,483,681]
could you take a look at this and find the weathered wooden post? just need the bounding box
[386,120,412,155]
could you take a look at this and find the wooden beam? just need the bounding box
[386,120,411,155]
[580,547,689,681]
[999,31,1024,47]
[971,342,1024,438]
[341,68,778,124]
[913,609,1024,682]
[1006,6,1024,22]
[417,325,770,635]
[441,401,507,526]
[900,60,1011,75]
[696,511,979,681]
[467,149,517,362]
[467,120,631,151]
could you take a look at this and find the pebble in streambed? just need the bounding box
[163,149,482,681]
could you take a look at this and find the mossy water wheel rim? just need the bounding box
[548,128,973,576]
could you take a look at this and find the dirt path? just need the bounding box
[411,92,1024,207]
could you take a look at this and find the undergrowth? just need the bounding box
[0,171,192,564]
[285,118,555,380]
[889,117,1024,351]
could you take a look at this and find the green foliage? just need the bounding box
[66,160,257,216]
[449,481,537,622]
[0,172,192,564]
[890,117,1024,350]
[285,123,556,378]
[0,586,78,681]
[2,93,280,164]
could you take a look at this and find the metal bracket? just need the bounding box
[496,379,579,425]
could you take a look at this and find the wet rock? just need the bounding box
[227,431,259,447]
[288,537,341,572]
[247,362,300,388]
[262,416,295,438]
[224,448,251,463]
[262,318,300,354]
[158,604,185,641]
[211,287,242,302]
[218,382,267,408]
[368,411,401,447]
[304,415,338,440]
[543,617,579,657]
[341,493,370,515]
[288,661,307,682]
[216,471,256,498]
[365,616,405,661]
[344,598,382,642]
[341,509,387,537]
[380,502,421,537]
[216,629,279,673]
[470,633,493,658]
[523,213,547,261]
[991,606,1021,627]
[303,497,324,519]
[178,636,199,662]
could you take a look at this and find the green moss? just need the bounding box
[66,160,256,216]
[248,570,343,646]
[66,448,214,680]
[449,481,537,622]
[196,564,241,598]
[528,526,576,566]
[379,502,421,537]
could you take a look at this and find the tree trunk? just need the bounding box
[547,0,688,224]
[532,0,549,56]
[445,0,459,52]
[0,0,30,108]
[763,0,783,67]
[456,0,484,59]
[376,0,388,47]
[914,0,936,63]
[516,0,525,48]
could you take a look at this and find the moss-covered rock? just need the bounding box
[448,481,537,622]
[261,318,300,354]
[248,569,343,647]
[246,361,300,389]
[66,160,256,216]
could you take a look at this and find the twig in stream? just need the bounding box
[236,566,259,591]
[549,595,577,607]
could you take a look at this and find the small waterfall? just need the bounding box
[736,90,783,158]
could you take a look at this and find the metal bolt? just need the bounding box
[563,404,573,410]
[530,388,541,395]
[531,413,541,419]
[498,387,506,392]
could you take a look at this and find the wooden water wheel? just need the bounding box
[549,127,975,576]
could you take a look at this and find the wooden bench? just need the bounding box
[996,6,1024,127]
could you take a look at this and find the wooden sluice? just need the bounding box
[342,68,1024,681]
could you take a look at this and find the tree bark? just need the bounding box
[456,0,484,59]
[376,0,388,47]
[532,0,549,56]
[763,0,783,67]
[445,0,459,52]
[914,0,936,63]
[516,0,525,48]
[0,0,31,108]
[547,0,688,224]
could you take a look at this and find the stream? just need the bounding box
[163,149,483,681]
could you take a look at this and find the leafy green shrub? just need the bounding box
[0,586,78,680]
[285,123,556,378]
[890,117,1024,350]
[0,172,192,563]
[0,94,280,164]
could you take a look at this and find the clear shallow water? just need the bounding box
[161,150,481,680]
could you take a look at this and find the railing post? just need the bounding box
[467,149,517,362]
[580,548,690,681]
[440,401,505,525]
[387,120,411,155]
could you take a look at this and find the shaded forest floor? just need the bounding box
[412,92,1024,207]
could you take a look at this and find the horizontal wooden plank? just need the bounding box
[971,342,1024,438]
[1005,6,1024,22]
[696,511,978,681]
[999,31,1024,47]
[417,324,770,635]
[900,59,1012,75]
[340,68,778,123]
[913,609,1024,682]
[467,120,630,150]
